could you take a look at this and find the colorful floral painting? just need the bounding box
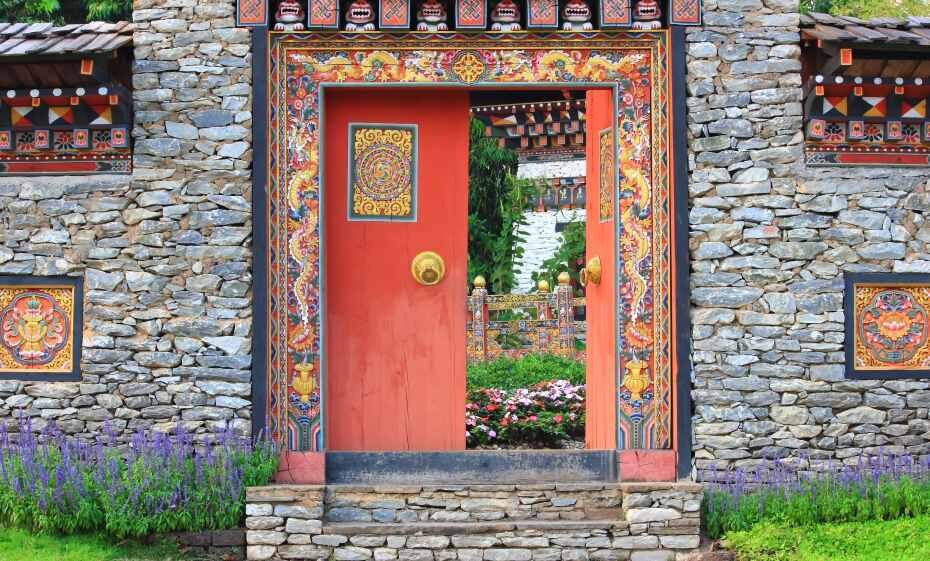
[0,283,78,375]
[268,32,673,452]
[846,274,930,378]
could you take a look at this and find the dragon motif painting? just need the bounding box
[268,32,673,452]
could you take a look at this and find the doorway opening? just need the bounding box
[322,86,617,453]
[466,89,588,450]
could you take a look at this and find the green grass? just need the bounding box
[466,353,585,391]
[725,516,930,561]
[0,527,191,561]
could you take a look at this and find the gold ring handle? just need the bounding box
[581,256,602,287]
[411,251,446,286]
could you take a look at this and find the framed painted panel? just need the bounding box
[844,272,930,379]
[600,0,632,27]
[0,275,83,381]
[237,0,269,25]
[347,123,418,222]
[598,127,614,222]
[380,0,412,28]
[669,0,702,25]
[527,0,559,29]
[455,0,488,28]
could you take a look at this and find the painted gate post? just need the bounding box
[468,276,489,362]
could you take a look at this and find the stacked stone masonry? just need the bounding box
[0,0,253,441]
[687,0,930,472]
[245,484,703,561]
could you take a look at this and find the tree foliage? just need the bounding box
[801,0,930,18]
[0,0,130,23]
[468,118,531,293]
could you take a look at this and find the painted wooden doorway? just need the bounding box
[323,89,470,451]
[584,89,618,449]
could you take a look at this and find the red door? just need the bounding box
[324,89,470,451]
[584,90,618,449]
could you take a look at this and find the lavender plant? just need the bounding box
[0,416,277,538]
[702,451,930,539]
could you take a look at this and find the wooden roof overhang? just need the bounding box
[0,21,134,89]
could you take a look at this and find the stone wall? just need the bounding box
[687,0,930,471]
[0,0,253,441]
[245,483,702,561]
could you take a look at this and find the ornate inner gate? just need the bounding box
[264,31,680,476]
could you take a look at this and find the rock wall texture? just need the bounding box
[0,0,253,441]
[513,209,586,294]
[687,0,930,471]
[245,483,703,561]
[512,160,587,293]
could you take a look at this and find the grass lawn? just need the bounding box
[0,527,192,561]
[725,515,930,561]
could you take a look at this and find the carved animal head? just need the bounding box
[633,0,661,21]
[275,0,305,23]
[491,0,520,23]
[562,0,591,23]
[346,0,375,24]
[417,0,447,23]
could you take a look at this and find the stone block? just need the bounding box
[485,550,532,561]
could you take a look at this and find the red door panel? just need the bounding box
[324,89,470,451]
[584,89,618,449]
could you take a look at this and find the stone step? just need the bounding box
[321,519,630,536]
[325,451,617,485]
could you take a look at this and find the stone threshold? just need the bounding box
[247,481,703,499]
[321,519,630,535]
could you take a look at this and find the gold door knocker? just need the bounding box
[411,251,446,285]
[579,256,602,287]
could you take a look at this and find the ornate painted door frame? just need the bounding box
[263,31,682,476]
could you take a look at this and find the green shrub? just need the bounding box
[0,418,277,538]
[703,453,930,540]
[466,354,585,391]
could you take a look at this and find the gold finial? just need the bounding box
[557,272,571,285]
[473,275,487,289]
[623,360,649,401]
[292,363,316,403]
[537,279,550,293]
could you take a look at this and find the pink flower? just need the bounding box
[554,415,563,423]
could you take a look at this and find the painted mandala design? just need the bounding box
[349,125,416,220]
[0,289,71,370]
[858,289,930,366]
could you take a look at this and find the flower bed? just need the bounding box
[466,379,585,448]
[0,417,276,538]
[703,452,930,539]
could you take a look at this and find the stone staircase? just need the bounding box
[245,482,703,561]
